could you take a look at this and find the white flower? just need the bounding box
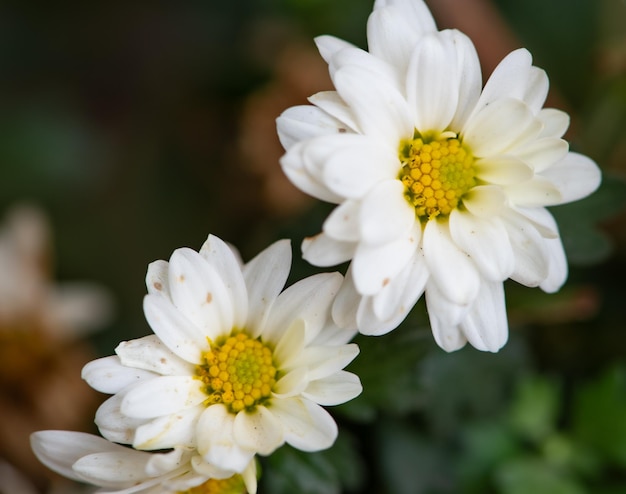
[276,0,601,352]
[82,235,361,474]
[30,430,257,494]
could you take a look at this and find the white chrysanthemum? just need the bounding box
[31,430,256,494]
[276,0,601,352]
[82,235,361,474]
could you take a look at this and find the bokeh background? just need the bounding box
[1,0,625,492]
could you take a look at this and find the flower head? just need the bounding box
[276,0,601,352]
[82,235,361,474]
[30,430,256,494]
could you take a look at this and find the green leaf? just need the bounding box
[508,375,560,443]
[494,457,586,494]
[572,365,626,467]
[260,431,364,494]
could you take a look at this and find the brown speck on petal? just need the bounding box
[383,278,390,287]
[178,275,185,282]
[153,282,163,291]
[206,293,213,304]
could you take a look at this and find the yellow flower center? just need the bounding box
[398,134,476,219]
[178,474,246,494]
[196,332,277,414]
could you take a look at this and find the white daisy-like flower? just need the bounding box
[82,235,362,474]
[31,430,257,494]
[276,0,601,352]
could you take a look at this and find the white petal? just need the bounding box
[243,239,291,338]
[423,219,480,306]
[540,152,601,204]
[280,142,344,203]
[407,32,460,132]
[515,138,569,173]
[133,405,202,450]
[504,177,562,207]
[502,210,550,287]
[303,371,362,406]
[269,397,338,452]
[95,392,146,445]
[198,234,249,329]
[30,431,127,484]
[367,6,420,73]
[462,184,506,217]
[323,200,362,242]
[539,237,568,293]
[425,285,468,352]
[463,98,540,157]
[331,268,360,330]
[121,376,206,419]
[314,35,355,65]
[73,451,151,486]
[309,91,360,134]
[424,278,472,328]
[328,45,401,89]
[272,318,306,368]
[319,137,400,199]
[233,406,284,455]
[143,295,206,365]
[333,64,413,144]
[168,248,233,339]
[82,356,155,394]
[298,344,360,381]
[277,105,350,151]
[373,0,437,35]
[146,260,169,296]
[196,405,255,473]
[265,272,342,346]
[352,224,420,295]
[513,206,559,239]
[115,335,194,376]
[359,179,415,246]
[302,232,356,267]
[472,48,533,113]
[537,108,570,139]
[274,366,308,397]
[474,156,533,185]
[449,210,514,281]
[460,280,508,352]
[445,30,482,131]
[523,66,549,114]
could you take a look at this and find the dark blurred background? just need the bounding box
[1,0,625,493]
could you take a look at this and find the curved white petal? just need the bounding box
[121,376,206,419]
[323,200,362,242]
[463,98,541,157]
[302,232,356,267]
[280,142,344,203]
[314,35,356,65]
[539,237,568,293]
[523,66,549,114]
[425,285,468,352]
[199,234,249,329]
[309,91,360,134]
[243,239,291,338]
[133,405,202,450]
[462,184,507,217]
[196,405,255,473]
[95,392,146,445]
[459,280,508,352]
[168,248,233,339]
[359,179,415,246]
[303,371,362,406]
[474,155,533,185]
[265,272,342,346]
[277,105,350,151]
[82,356,155,395]
[233,406,284,455]
[269,397,338,452]
[540,152,601,204]
[272,318,306,368]
[143,295,206,365]
[331,268,360,330]
[72,450,152,486]
[537,108,570,139]
[115,335,194,377]
[146,260,169,296]
[407,32,460,132]
[449,210,514,281]
[333,64,413,144]
[504,176,562,207]
[423,218,480,306]
[352,224,419,295]
[515,137,569,173]
[298,344,360,381]
[373,0,437,35]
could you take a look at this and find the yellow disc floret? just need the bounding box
[196,332,276,414]
[178,474,246,494]
[399,134,476,219]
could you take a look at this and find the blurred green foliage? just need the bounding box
[1,0,625,493]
